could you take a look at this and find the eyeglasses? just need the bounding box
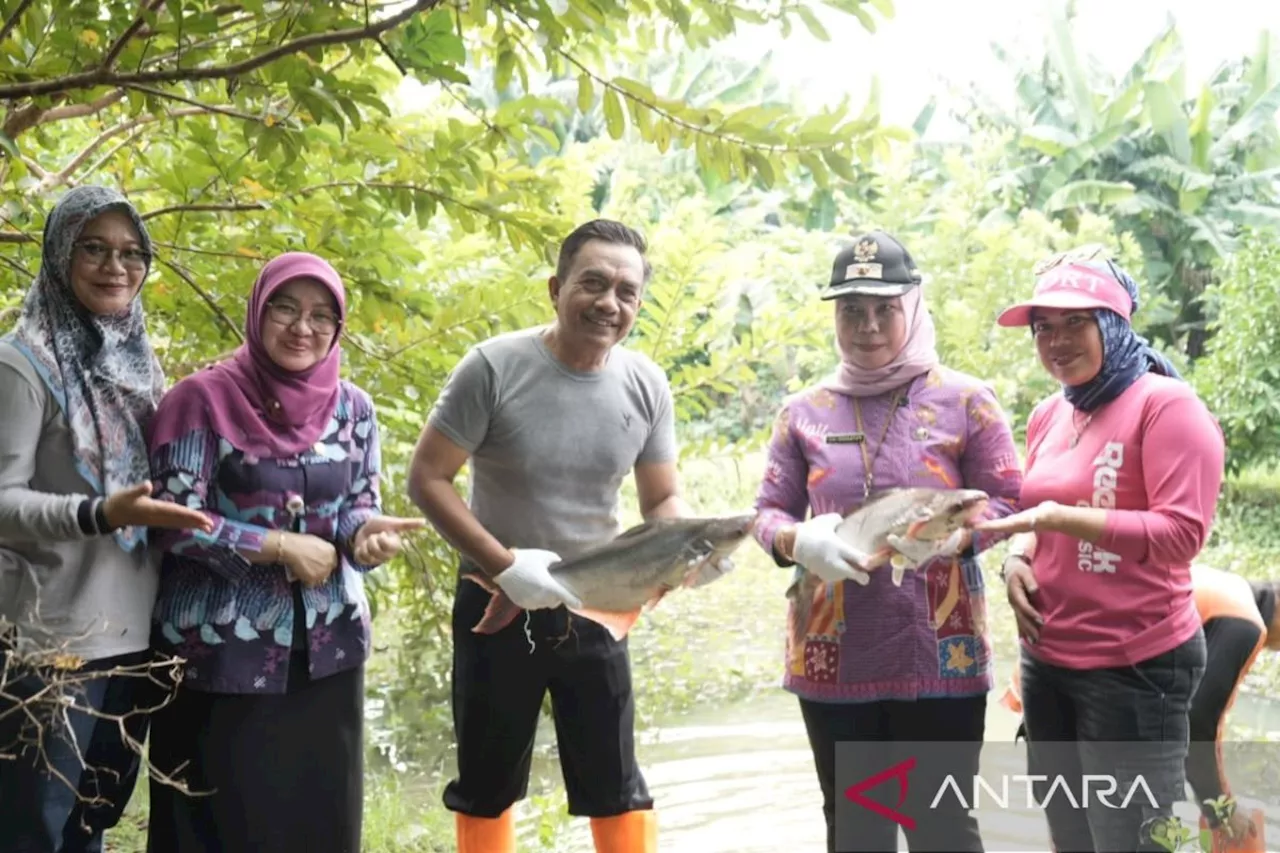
[264,300,340,335]
[74,240,151,272]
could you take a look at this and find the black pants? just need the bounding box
[442,575,653,818]
[1021,630,1206,853]
[0,643,158,853]
[799,693,987,853]
[145,651,364,853]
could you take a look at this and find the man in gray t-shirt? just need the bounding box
[408,220,730,852]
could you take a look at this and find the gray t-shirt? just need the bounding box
[428,326,677,561]
[0,341,158,661]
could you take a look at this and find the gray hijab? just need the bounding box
[4,185,165,552]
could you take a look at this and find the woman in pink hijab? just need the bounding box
[751,231,1023,852]
[142,252,423,853]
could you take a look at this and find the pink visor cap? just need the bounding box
[996,263,1133,328]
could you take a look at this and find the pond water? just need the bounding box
[369,680,1280,852]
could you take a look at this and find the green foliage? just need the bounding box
[964,7,1280,360]
[1195,230,1280,473]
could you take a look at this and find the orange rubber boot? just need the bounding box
[456,808,516,853]
[589,810,657,853]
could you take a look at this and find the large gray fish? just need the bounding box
[786,488,990,652]
[466,513,758,641]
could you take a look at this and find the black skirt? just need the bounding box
[146,651,364,853]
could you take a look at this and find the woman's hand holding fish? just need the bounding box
[971,501,1060,537]
[495,548,584,610]
[792,513,872,585]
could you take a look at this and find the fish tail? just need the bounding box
[787,573,818,655]
[465,576,524,635]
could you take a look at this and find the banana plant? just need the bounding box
[966,2,1280,359]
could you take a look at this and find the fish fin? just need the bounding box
[570,607,643,641]
[470,589,523,635]
[903,519,933,539]
[788,572,821,653]
[614,519,671,540]
[462,571,498,593]
[647,585,674,606]
[861,487,910,508]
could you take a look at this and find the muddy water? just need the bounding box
[533,687,1280,852]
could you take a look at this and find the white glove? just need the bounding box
[687,555,734,588]
[884,529,967,586]
[792,514,872,586]
[493,549,583,610]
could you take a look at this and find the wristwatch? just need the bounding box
[999,553,1032,583]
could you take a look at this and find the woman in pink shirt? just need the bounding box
[976,246,1225,852]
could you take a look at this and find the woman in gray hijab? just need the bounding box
[0,185,211,852]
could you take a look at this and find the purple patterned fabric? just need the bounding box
[753,367,1024,703]
[148,382,381,694]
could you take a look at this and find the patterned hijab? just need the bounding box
[3,186,165,552]
[1054,257,1182,412]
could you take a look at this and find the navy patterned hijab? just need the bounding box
[4,186,165,552]
[1052,258,1183,413]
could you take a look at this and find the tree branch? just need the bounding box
[0,231,37,244]
[29,107,205,196]
[124,84,263,122]
[0,0,441,100]
[141,202,268,221]
[79,126,150,184]
[99,0,168,73]
[0,0,34,46]
[506,7,840,157]
[151,240,263,261]
[1,90,127,139]
[158,258,243,341]
[42,89,129,124]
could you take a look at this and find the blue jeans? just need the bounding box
[0,645,159,853]
[1020,630,1207,853]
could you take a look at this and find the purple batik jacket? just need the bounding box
[148,382,382,694]
[753,367,1023,704]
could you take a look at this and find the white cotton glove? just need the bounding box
[884,529,968,586]
[792,513,872,586]
[687,555,734,588]
[493,549,583,610]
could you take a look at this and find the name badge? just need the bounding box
[825,433,865,444]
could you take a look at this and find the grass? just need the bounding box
[97,455,1280,851]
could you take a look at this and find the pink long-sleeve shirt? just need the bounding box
[1020,373,1226,669]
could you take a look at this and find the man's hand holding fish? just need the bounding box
[492,547,585,610]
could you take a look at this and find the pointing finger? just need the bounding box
[378,517,427,533]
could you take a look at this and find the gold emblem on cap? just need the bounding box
[845,262,884,280]
[853,238,878,263]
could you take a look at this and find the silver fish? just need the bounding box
[466,513,757,641]
[786,488,990,653]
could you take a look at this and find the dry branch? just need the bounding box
[0,611,203,802]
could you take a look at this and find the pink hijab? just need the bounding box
[148,252,345,458]
[820,286,941,398]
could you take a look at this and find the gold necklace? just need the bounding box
[852,387,906,501]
